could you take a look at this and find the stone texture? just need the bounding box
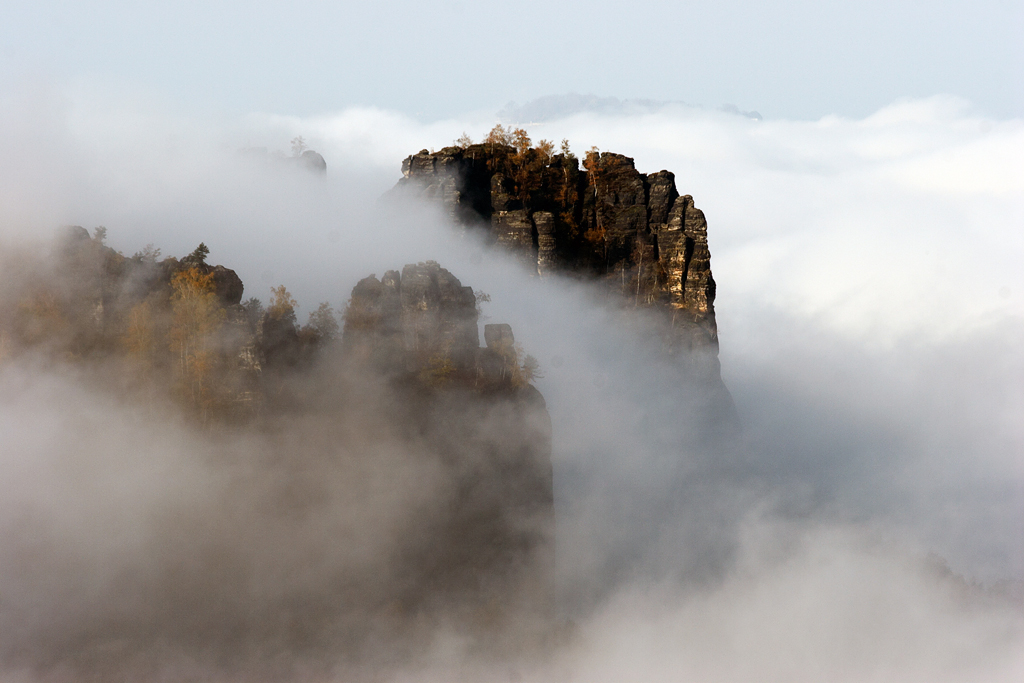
[390,145,721,357]
[492,209,536,262]
[646,170,679,226]
[534,211,557,276]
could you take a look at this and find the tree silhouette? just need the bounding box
[306,302,339,341]
[182,243,210,267]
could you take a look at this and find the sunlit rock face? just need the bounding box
[392,145,720,357]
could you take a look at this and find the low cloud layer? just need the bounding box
[0,89,1021,680]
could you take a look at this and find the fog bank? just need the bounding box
[0,89,1021,679]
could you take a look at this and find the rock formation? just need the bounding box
[238,146,328,174]
[32,227,245,348]
[343,261,545,389]
[341,261,554,608]
[2,232,554,614]
[390,144,720,359]
[298,149,327,174]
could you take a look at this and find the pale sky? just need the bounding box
[2,0,1021,120]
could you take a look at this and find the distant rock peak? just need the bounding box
[238,146,327,174]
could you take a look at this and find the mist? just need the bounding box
[0,88,1022,680]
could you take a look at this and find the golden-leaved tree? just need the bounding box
[169,267,225,417]
[268,285,297,324]
[122,300,156,369]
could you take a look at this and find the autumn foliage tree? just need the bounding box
[260,285,303,367]
[491,337,542,388]
[481,125,560,210]
[169,266,225,418]
[268,285,297,324]
[419,344,456,387]
[484,124,514,148]
[123,300,156,368]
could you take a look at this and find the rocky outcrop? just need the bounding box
[341,261,554,607]
[239,147,328,175]
[343,261,544,391]
[3,228,257,414]
[343,262,477,374]
[390,144,720,357]
[3,234,556,660]
[26,228,246,349]
[298,149,327,174]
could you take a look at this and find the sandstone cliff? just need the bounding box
[391,143,720,358]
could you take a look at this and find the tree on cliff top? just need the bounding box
[169,266,225,418]
[182,243,210,267]
[491,337,543,388]
[131,244,162,264]
[268,285,298,326]
[305,302,339,342]
[484,124,514,148]
[481,125,554,209]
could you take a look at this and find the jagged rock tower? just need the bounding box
[390,145,720,362]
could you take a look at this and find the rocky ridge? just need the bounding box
[1,231,554,620]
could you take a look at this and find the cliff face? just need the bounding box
[391,145,719,357]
